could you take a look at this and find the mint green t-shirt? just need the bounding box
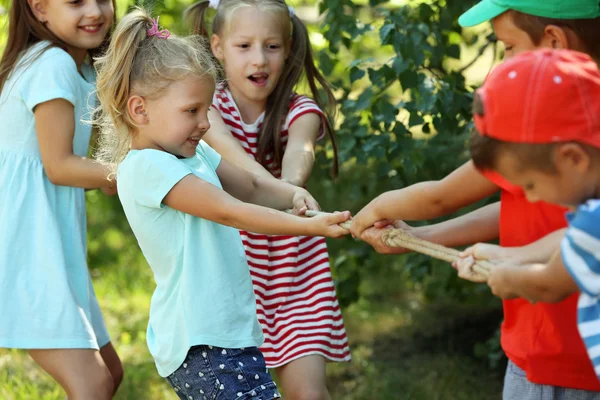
[117,142,264,377]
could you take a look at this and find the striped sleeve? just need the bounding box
[561,200,600,297]
[284,95,326,141]
[576,293,600,380]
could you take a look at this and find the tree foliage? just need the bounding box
[0,0,501,306]
[306,0,500,306]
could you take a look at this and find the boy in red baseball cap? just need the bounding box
[467,47,600,380]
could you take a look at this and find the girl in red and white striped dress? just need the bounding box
[187,0,351,398]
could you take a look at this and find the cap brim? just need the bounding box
[580,135,600,152]
[458,1,509,27]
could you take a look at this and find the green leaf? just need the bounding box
[393,122,410,137]
[373,99,399,125]
[408,112,425,127]
[399,69,418,90]
[368,65,396,87]
[349,67,365,83]
[392,56,411,75]
[317,51,335,76]
[447,44,461,59]
[355,88,373,110]
[380,23,395,45]
[353,126,369,138]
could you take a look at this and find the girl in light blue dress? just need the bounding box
[0,0,122,398]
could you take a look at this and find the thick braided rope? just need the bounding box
[380,229,492,278]
[288,209,492,278]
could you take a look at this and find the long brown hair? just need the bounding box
[186,0,339,177]
[0,0,115,93]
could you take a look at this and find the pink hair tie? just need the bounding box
[147,17,171,39]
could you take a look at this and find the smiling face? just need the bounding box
[211,5,289,115]
[29,0,113,63]
[132,76,215,159]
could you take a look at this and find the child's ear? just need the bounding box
[211,34,224,61]
[540,25,570,50]
[556,143,590,173]
[27,0,47,23]
[127,95,149,125]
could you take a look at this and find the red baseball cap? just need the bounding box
[474,49,600,149]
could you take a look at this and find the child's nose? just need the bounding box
[85,1,102,18]
[251,48,267,66]
[198,119,211,131]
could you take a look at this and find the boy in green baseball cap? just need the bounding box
[459,0,600,26]
[351,1,600,399]
[459,0,600,62]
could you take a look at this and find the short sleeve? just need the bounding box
[198,141,222,171]
[284,95,326,141]
[211,91,220,109]
[561,200,600,297]
[124,150,193,209]
[18,47,79,111]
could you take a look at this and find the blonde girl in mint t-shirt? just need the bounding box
[94,9,350,399]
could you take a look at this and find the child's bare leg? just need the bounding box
[275,354,331,400]
[99,342,123,395]
[28,348,114,400]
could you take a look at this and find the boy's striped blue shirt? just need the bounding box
[562,199,600,379]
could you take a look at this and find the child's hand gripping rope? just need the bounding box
[286,209,351,238]
[289,209,493,282]
[380,229,493,282]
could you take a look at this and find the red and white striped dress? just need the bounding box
[212,86,351,368]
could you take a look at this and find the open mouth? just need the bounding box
[79,24,103,33]
[187,136,201,145]
[248,72,269,85]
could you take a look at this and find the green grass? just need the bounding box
[326,297,504,400]
[0,259,503,400]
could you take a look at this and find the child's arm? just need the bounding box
[458,228,566,267]
[216,158,318,211]
[350,161,499,237]
[486,250,579,303]
[36,99,113,189]
[360,203,500,254]
[202,108,275,179]
[280,113,321,187]
[162,166,349,237]
[408,202,500,247]
[490,203,600,302]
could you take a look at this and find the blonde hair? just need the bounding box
[94,8,219,174]
[186,0,339,176]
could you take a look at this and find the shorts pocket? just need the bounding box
[171,346,221,400]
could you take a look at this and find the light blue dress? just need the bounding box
[0,42,110,349]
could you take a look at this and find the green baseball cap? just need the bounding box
[458,0,600,27]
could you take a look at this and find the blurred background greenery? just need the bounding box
[0,0,507,398]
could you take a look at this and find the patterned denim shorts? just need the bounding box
[166,345,281,400]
